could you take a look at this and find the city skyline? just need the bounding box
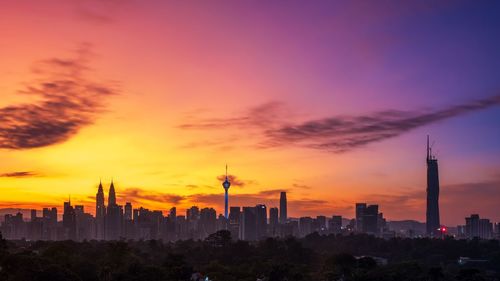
[1,1,500,226]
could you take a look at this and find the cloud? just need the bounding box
[0,171,39,178]
[117,188,186,205]
[264,95,500,152]
[216,174,253,188]
[292,183,312,190]
[0,46,118,150]
[180,96,500,153]
[179,101,288,130]
[73,0,128,24]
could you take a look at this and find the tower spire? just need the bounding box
[427,135,429,161]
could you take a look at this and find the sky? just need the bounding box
[0,0,499,226]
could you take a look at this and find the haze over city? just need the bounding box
[1,0,500,226]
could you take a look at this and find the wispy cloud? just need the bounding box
[117,188,186,205]
[0,45,118,150]
[0,171,39,178]
[215,174,253,188]
[180,96,500,153]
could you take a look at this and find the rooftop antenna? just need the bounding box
[225,164,228,178]
[427,135,430,161]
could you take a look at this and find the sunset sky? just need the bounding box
[1,0,500,225]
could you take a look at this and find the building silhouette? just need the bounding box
[241,207,257,241]
[355,203,366,232]
[269,207,279,236]
[255,204,267,239]
[95,180,106,240]
[279,192,287,224]
[465,214,493,239]
[426,136,440,237]
[106,180,122,240]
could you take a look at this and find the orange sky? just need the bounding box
[1,1,500,225]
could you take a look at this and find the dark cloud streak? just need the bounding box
[0,171,39,178]
[265,95,500,152]
[180,95,500,153]
[0,47,118,149]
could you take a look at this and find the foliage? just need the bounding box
[0,232,498,280]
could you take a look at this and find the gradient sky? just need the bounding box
[1,0,500,225]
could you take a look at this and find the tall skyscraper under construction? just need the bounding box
[426,136,440,237]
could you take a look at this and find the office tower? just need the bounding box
[426,136,440,237]
[63,200,76,240]
[316,216,327,231]
[329,215,342,234]
[124,202,132,221]
[241,207,256,241]
[279,192,287,224]
[106,181,122,240]
[169,207,177,221]
[228,206,241,240]
[355,203,367,232]
[465,214,493,239]
[269,207,279,236]
[75,205,84,215]
[255,204,267,239]
[200,208,217,238]
[95,180,106,240]
[299,217,313,237]
[363,205,379,234]
[222,165,231,219]
[187,206,200,222]
[187,206,200,238]
[30,209,37,222]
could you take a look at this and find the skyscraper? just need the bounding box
[241,207,256,241]
[255,204,267,239]
[426,136,440,237]
[106,180,122,240]
[124,202,132,221]
[269,207,279,236]
[63,200,76,240]
[95,180,106,240]
[279,192,287,224]
[222,165,231,219]
[355,203,367,232]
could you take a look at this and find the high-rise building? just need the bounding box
[355,203,366,232]
[269,207,279,236]
[255,204,267,239]
[200,208,217,238]
[465,214,493,239]
[63,200,76,240]
[222,165,231,219]
[124,202,132,221]
[228,206,241,240]
[279,192,287,224]
[329,215,342,234]
[108,180,116,206]
[426,136,440,237]
[169,207,177,221]
[95,180,106,240]
[363,205,379,234]
[299,217,313,237]
[106,181,122,240]
[241,207,256,241]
